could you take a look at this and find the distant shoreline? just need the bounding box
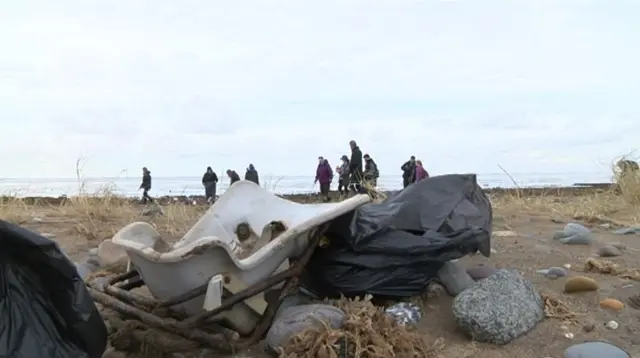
[0,183,616,206]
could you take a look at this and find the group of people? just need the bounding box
[138,164,260,204]
[313,140,429,201]
[137,139,430,204]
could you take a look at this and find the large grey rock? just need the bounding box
[564,342,629,358]
[265,304,346,352]
[437,261,475,296]
[452,269,544,345]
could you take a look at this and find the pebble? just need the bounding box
[437,261,475,296]
[597,245,622,257]
[564,276,599,293]
[600,298,625,311]
[559,235,593,245]
[466,264,498,281]
[41,232,56,239]
[537,267,568,279]
[583,322,595,332]
[564,342,629,358]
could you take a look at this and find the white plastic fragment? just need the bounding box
[605,320,619,330]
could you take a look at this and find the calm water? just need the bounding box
[0,172,612,197]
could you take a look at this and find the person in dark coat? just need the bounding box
[336,155,350,196]
[348,140,363,194]
[138,167,153,204]
[315,158,333,202]
[401,155,416,188]
[244,164,260,185]
[362,154,380,188]
[226,169,241,186]
[202,167,219,203]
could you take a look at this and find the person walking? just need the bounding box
[314,158,334,202]
[348,140,363,194]
[401,156,416,188]
[363,154,380,188]
[138,167,153,204]
[336,155,350,196]
[227,169,241,186]
[202,167,219,203]
[244,164,260,185]
[415,160,430,181]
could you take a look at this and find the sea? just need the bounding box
[0,172,613,198]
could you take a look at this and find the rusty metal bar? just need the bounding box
[108,270,138,285]
[116,277,144,290]
[156,283,208,308]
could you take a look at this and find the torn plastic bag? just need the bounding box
[301,174,492,298]
[0,220,107,358]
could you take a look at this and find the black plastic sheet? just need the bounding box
[0,220,107,358]
[302,174,492,298]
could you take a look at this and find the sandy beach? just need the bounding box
[2,185,639,357]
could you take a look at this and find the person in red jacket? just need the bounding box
[415,160,430,181]
[314,158,334,202]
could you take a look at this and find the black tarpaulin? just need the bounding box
[0,220,107,358]
[301,174,492,298]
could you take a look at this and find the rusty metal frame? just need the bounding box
[87,224,327,353]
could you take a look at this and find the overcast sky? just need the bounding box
[1,0,638,179]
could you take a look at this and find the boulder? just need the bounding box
[452,269,544,345]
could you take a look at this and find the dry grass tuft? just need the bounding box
[0,194,32,224]
[612,154,640,203]
[278,295,442,358]
[490,188,640,227]
[0,166,205,248]
[490,157,640,227]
